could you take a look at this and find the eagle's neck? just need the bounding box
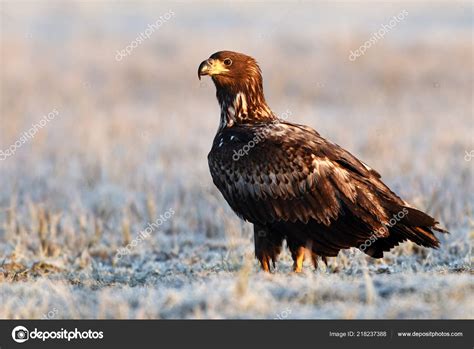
[215,85,276,130]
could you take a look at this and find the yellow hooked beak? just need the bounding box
[198,58,229,80]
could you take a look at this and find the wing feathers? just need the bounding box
[209,121,446,258]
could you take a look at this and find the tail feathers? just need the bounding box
[395,206,449,233]
[381,198,449,231]
[364,233,406,258]
[317,198,449,259]
[364,203,450,255]
[401,206,437,226]
[364,219,446,259]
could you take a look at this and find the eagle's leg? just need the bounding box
[254,225,283,272]
[309,252,327,270]
[289,245,305,273]
[288,238,318,272]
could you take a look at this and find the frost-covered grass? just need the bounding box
[0,1,472,319]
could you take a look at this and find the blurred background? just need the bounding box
[0,1,472,319]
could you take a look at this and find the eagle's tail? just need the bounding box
[364,205,448,258]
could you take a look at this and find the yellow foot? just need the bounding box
[292,247,305,273]
[259,256,271,272]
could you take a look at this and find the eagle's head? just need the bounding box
[198,51,275,127]
[198,51,263,95]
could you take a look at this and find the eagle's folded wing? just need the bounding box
[208,122,397,236]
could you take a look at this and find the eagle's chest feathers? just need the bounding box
[209,122,289,162]
[217,90,275,130]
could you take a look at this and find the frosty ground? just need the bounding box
[1,238,472,319]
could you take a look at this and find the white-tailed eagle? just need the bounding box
[198,51,447,272]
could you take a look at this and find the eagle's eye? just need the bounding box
[223,58,232,66]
